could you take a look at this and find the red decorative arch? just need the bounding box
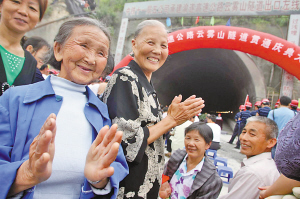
[113,26,300,80]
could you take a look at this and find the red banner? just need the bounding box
[114,26,300,80]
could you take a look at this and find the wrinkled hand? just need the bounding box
[168,95,204,126]
[259,186,269,199]
[159,181,172,199]
[84,124,122,188]
[21,114,56,185]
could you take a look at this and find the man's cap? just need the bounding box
[291,100,299,108]
[245,102,252,108]
[254,101,261,106]
[261,98,270,105]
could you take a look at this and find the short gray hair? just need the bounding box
[47,17,111,75]
[134,20,167,38]
[246,116,278,139]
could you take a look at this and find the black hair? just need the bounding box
[280,96,291,106]
[291,106,297,110]
[22,36,50,52]
[100,54,114,78]
[39,64,48,71]
[206,114,217,123]
[184,122,213,144]
[262,101,270,105]
[163,107,168,112]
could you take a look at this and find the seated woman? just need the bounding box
[0,17,128,199]
[160,122,222,199]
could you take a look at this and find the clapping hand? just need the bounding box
[168,95,205,126]
[9,114,57,196]
[84,124,122,189]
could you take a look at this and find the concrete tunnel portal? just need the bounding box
[151,48,266,120]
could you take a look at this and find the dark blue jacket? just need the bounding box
[240,110,252,123]
[235,112,241,121]
[258,107,271,117]
[250,110,258,116]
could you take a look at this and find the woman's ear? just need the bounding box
[26,45,34,54]
[132,39,136,54]
[205,142,212,150]
[53,41,63,62]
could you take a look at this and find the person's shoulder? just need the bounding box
[0,83,37,107]
[204,155,217,169]
[286,108,296,114]
[113,66,139,81]
[245,155,278,177]
[114,65,130,74]
[170,149,186,161]
[3,82,36,97]
[277,107,294,115]
[266,106,271,111]
[207,122,220,128]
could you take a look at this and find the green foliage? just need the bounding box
[198,113,208,122]
[91,0,156,36]
[43,4,53,18]
[88,1,290,40]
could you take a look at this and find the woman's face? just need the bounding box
[132,25,168,80]
[184,130,210,160]
[0,0,40,34]
[54,25,109,85]
[33,45,49,69]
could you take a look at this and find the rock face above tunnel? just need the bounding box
[152,48,266,117]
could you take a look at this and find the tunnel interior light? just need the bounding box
[216,111,233,114]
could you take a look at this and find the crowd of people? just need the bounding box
[0,1,299,198]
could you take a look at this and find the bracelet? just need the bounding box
[87,179,102,184]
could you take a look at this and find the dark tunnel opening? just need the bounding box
[152,48,264,120]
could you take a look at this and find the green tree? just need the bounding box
[91,0,156,36]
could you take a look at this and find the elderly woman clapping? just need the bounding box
[0,17,128,198]
[102,20,205,198]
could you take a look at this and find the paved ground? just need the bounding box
[164,121,246,197]
[217,122,244,196]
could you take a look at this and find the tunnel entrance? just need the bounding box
[152,48,266,119]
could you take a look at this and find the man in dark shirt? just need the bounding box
[235,102,252,149]
[228,105,245,144]
[250,101,261,116]
[257,99,271,117]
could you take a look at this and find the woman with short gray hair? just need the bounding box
[0,17,128,198]
[102,19,204,198]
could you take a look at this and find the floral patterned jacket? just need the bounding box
[102,60,164,199]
